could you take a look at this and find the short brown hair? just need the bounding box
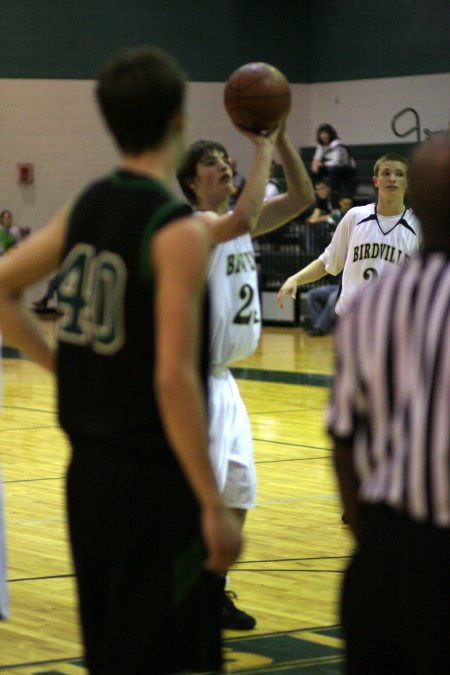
[96,46,185,154]
[373,153,408,176]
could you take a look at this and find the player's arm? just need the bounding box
[253,125,315,236]
[333,438,361,539]
[277,258,327,308]
[0,205,70,371]
[305,208,322,224]
[205,129,278,244]
[277,209,352,308]
[152,215,242,571]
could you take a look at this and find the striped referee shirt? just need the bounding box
[328,252,450,528]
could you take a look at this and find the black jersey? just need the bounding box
[56,169,206,453]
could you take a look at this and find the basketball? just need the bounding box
[224,62,291,133]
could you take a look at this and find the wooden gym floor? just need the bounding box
[0,321,352,674]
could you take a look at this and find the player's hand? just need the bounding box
[311,159,321,175]
[277,276,298,309]
[202,505,243,572]
[235,122,281,146]
[307,214,321,224]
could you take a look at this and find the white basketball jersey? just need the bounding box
[208,234,261,367]
[319,203,421,314]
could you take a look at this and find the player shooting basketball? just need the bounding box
[178,92,315,630]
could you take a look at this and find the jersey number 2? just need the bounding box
[233,283,260,325]
[57,244,127,355]
[363,267,379,282]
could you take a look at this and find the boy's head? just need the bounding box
[373,153,408,177]
[177,140,231,205]
[316,123,337,145]
[96,46,186,155]
[339,196,353,214]
[314,177,332,200]
[372,153,409,198]
[0,210,12,229]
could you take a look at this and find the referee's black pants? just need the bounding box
[341,504,450,675]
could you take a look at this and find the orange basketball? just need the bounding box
[224,62,291,133]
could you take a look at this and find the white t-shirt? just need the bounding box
[319,203,421,314]
[264,180,280,200]
[313,139,356,169]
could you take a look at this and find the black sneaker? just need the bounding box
[221,590,256,630]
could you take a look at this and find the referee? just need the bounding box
[328,132,450,675]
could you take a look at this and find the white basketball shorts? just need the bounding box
[208,368,256,510]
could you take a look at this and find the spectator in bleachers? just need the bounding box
[311,123,356,194]
[306,178,341,224]
[300,178,341,254]
[0,210,20,255]
[327,194,354,228]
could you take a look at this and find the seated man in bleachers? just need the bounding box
[299,178,341,255]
